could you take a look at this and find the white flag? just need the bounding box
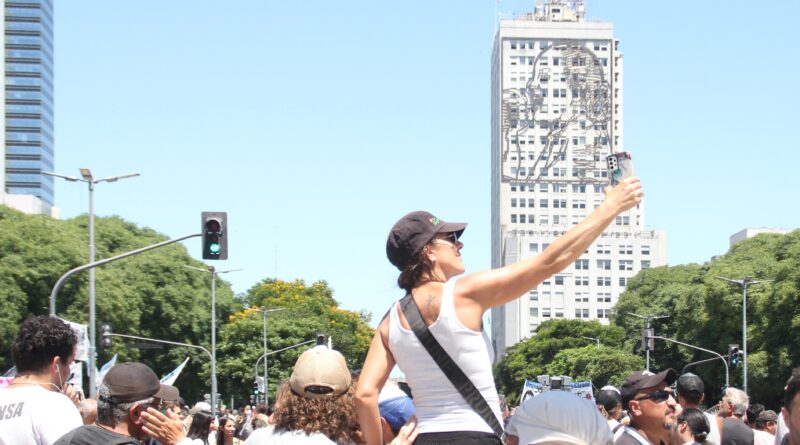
[160,357,190,386]
[59,318,89,362]
[96,354,118,388]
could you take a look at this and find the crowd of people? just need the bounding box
[1,177,799,445]
[1,315,798,445]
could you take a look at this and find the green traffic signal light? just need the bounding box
[201,212,228,260]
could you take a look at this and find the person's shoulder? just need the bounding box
[614,427,652,445]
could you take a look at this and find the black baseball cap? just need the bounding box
[620,368,677,408]
[386,211,466,270]
[102,362,179,403]
[676,372,704,398]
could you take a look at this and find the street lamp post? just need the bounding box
[43,169,139,398]
[250,307,286,405]
[184,265,241,415]
[715,275,771,394]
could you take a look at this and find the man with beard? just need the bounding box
[616,369,678,445]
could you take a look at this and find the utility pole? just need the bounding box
[43,169,139,398]
[626,312,670,372]
[715,276,771,394]
[250,307,286,405]
[184,265,242,415]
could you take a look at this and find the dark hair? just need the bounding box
[746,403,764,425]
[256,403,269,415]
[188,410,214,443]
[397,250,435,293]
[785,369,800,413]
[596,389,621,419]
[12,316,77,373]
[678,407,710,443]
[217,416,237,445]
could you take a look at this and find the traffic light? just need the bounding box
[316,332,328,346]
[729,344,741,367]
[201,212,228,260]
[641,328,655,352]
[101,324,112,348]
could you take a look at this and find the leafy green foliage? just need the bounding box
[612,230,800,408]
[217,279,374,403]
[494,319,640,404]
[0,205,237,403]
[547,345,643,388]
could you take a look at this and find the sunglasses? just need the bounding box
[633,389,673,403]
[431,232,459,246]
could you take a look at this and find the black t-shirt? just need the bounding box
[721,418,754,445]
[54,424,140,445]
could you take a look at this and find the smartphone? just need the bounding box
[606,152,634,186]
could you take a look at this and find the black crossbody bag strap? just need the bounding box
[399,293,505,441]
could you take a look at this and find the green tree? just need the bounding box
[217,278,374,404]
[0,205,237,403]
[546,345,643,388]
[612,231,800,408]
[494,319,630,405]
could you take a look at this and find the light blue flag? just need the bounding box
[96,354,118,388]
[160,357,190,386]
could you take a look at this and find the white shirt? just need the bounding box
[704,412,721,445]
[387,280,501,434]
[0,384,82,445]
[244,429,335,444]
[754,429,774,445]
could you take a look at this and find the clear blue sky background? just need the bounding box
[53,1,798,328]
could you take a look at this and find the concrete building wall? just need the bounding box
[489,1,667,361]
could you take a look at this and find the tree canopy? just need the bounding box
[494,319,642,405]
[217,278,374,403]
[0,205,237,403]
[612,230,800,408]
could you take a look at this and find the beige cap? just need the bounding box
[289,345,351,399]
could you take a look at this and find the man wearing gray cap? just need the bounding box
[615,369,678,445]
[54,362,189,445]
[676,373,721,445]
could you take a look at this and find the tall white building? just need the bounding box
[489,1,667,360]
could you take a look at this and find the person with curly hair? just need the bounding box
[245,345,354,444]
[0,316,82,445]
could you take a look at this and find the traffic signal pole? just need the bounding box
[650,335,729,388]
[50,233,202,316]
[716,276,771,394]
[184,265,241,415]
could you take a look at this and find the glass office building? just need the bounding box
[3,0,55,212]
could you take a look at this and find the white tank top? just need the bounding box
[387,280,502,434]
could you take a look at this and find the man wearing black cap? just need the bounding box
[616,369,679,445]
[54,362,189,445]
[676,373,721,445]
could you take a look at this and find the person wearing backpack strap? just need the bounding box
[355,177,643,445]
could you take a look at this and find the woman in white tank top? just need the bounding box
[355,177,644,445]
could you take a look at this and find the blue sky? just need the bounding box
[52,1,799,327]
